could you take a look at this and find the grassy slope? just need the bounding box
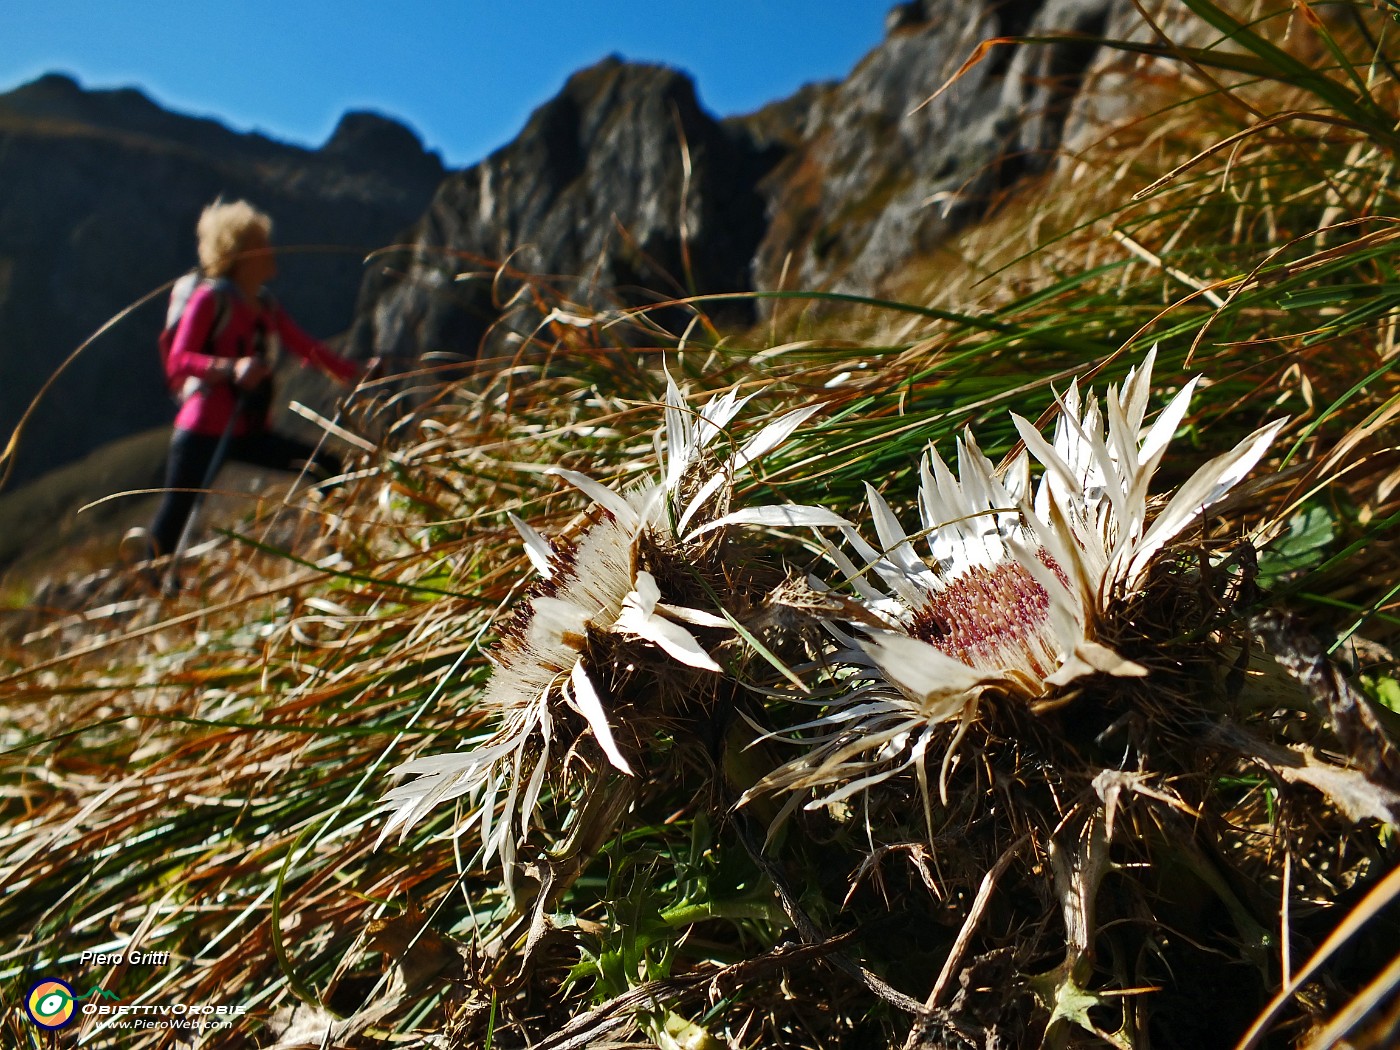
[0,428,167,588]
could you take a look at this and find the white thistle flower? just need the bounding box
[378,379,823,865]
[758,349,1285,811]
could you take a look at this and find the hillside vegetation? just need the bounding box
[4,3,1400,1048]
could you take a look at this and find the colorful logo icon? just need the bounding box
[25,978,77,1029]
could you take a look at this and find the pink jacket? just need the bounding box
[166,282,359,436]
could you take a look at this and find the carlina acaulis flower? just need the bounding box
[377,378,827,875]
[751,349,1286,815]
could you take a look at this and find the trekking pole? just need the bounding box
[166,393,245,592]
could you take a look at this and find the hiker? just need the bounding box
[129,199,364,569]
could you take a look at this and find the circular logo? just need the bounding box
[25,978,77,1029]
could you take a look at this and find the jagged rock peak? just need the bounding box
[347,55,775,360]
[324,110,434,161]
[322,110,445,183]
[348,0,1139,356]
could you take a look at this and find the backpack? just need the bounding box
[159,271,231,400]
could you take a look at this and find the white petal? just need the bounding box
[731,403,823,472]
[520,735,550,836]
[1038,482,1107,598]
[1050,389,1131,528]
[685,503,853,540]
[628,569,662,616]
[866,483,926,578]
[692,386,753,450]
[658,375,700,495]
[1046,641,1147,686]
[1138,376,1199,467]
[1013,413,1083,505]
[1001,451,1030,503]
[1105,392,1141,483]
[664,375,688,445]
[1120,345,1158,435]
[509,513,554,578]
[859,631,987,718]
[663,374,694,491]
[1008,530,1086,655]
[677,389,756,476]
[956,433,1020,562]
[923,442,972,531]
[1126,419,1285,583]
[817,535,888,603]
[1051,381,1090,476]
[389,751,486,777]
[657,602,733,628]
[956,431,1002,506]
[835,516,884,568]
[919,453,959,566]
[806,763,907,810]
[568,660,634,775]
[633,480,670,530]
[547,468,640,529]
[615,601,722,671]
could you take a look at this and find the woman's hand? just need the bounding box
[232,356,271,390]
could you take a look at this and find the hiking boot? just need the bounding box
[119,527,152,565]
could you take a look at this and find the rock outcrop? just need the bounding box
[0,73,444,485]
[349,0,1128,358]
[753,0,1117,293]
[346,59,777,361]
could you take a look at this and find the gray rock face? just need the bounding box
[350,0,1129,356]
[752,0,1118,293]
[347,58,775,361]
[0,73,444,485]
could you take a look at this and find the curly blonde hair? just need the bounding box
[196,199,273,277]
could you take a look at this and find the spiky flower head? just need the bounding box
[756,350,1285,811]
[378,379,821,870]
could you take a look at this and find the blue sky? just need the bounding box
[2,2,891,168]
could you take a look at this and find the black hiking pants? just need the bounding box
[148,427,342,557]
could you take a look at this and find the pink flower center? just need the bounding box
[907,553,1064,678]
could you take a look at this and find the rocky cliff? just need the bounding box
[753,0,1118,293]
[0,72,444,485]
[349,0,1127,359]
[345,58,778,361]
